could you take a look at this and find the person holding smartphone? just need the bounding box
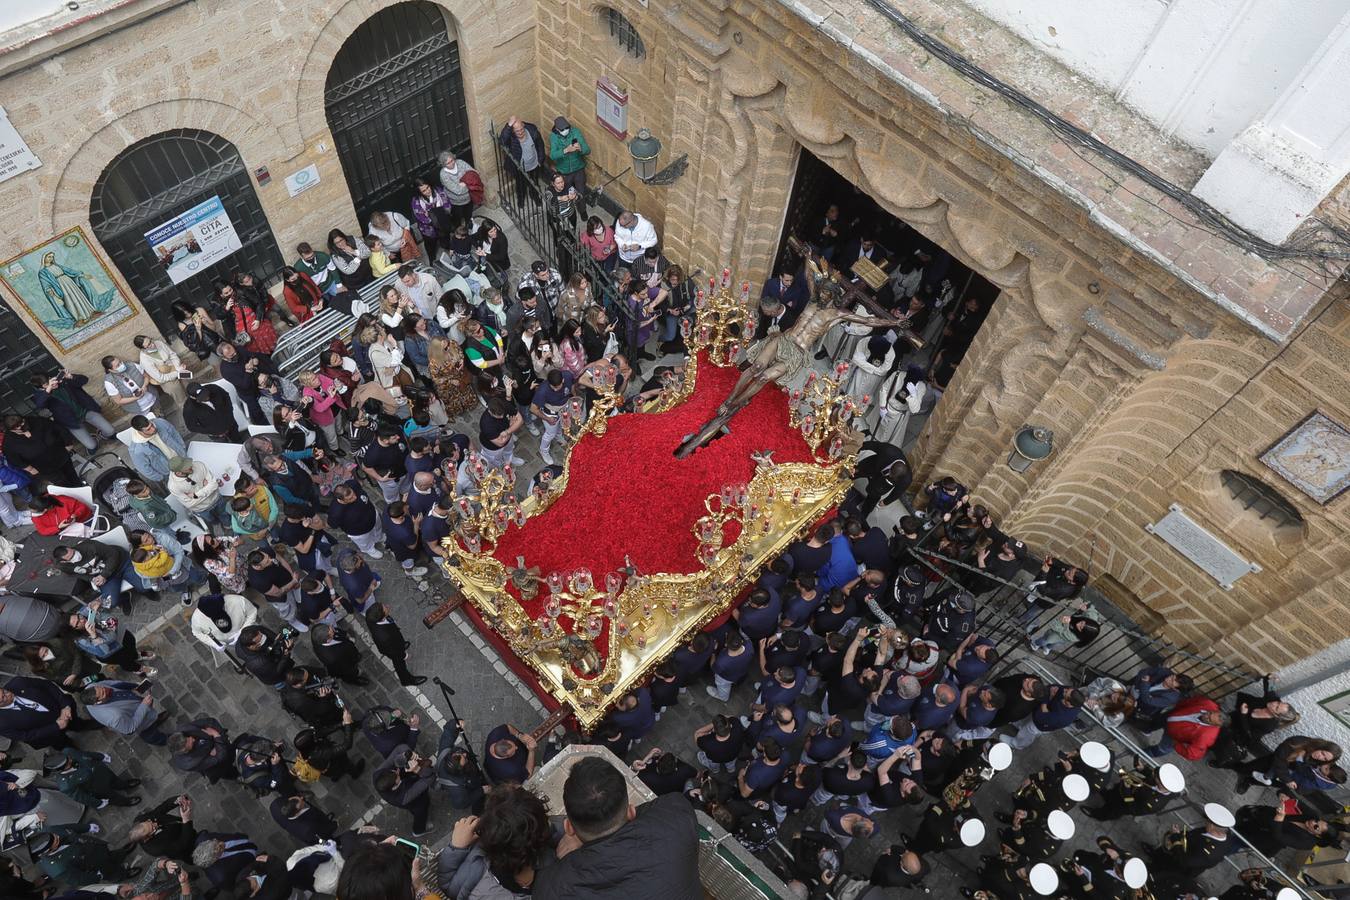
[549,116,591,205]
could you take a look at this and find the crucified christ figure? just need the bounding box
[675,245,923,458]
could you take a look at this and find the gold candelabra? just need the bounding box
[688,268,751,366]
[453,454,526,552]
[788,362,865,460]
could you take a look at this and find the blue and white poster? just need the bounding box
[144,195,242,284]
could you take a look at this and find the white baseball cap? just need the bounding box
[1062,773,1090,802]
[1047,809,1076,840]
[1080,741,1111,772]
[1157,763,1186,793]
[1030,863,1059,896]
[1123,858,1148,889]
[1205,803,1235,828]
[960,818,986,847]
[987,742,1013,771]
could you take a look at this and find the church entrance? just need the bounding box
[774,147,1002,450]
[324,0,473,228]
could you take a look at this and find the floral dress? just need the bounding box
[232,303,278,355]
[202,536,247,593]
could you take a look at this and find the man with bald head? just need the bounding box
[407,470,441,520]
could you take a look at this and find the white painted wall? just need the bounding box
[0,1,69,38]
[1269,637,1350,747]
[958,0,1168,90]
[959,0,1349,158]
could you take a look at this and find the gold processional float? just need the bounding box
[440,271,869,731]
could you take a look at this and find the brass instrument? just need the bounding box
[944,764,992,809]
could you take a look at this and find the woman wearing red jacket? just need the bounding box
[1146,694,1223,761]
[281,267,325,324]
[30,493,93,536]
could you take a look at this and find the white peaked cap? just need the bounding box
[1062,773,1090,802]
[1205,803,1236,828]
[1030,863,1059,895]
[987,742,1013,771]
[1047,809,1076,840]
[960,818,986,847]
[1158,763,1186,793]
[1123,858,1148,888]
[1080,741,1111,771]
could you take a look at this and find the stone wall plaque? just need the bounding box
[1144,504,1262,590]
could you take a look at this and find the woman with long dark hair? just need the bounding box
[281,265,325,323]
[410,176,454,257]
[327,228,374,292]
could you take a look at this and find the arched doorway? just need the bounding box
[324,0,472,227]
[90,129,283,333]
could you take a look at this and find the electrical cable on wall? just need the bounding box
[861,0,1350,265]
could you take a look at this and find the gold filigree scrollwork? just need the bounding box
[688,269,751,367]
[788,363,865,460]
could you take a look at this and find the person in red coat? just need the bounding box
[30,493,93,536]
[1145,695,1224,761]
[281,267,325,324]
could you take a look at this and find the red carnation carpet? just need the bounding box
[460,354,818,710]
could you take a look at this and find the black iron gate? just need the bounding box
[0,302,60,415]
[89,129,284,335]
[324,1,472,227]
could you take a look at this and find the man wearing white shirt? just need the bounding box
[614,210,658,265]
[394,265,443,319]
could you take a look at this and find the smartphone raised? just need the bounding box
[133,679,151,694]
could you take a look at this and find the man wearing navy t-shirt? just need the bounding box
[483,723,535,785]
[327,481,383,558]
[708,632,753,702]
[733,587,781,642]
[530,369,574,466]
[738,738,788,799]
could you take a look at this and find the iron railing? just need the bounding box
[485,120,640,362]
[906,538,1259,701]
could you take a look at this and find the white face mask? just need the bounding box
[559,128,570,137]
[67,551,82,563]
[39,648,54,661]
[113,363,127,373]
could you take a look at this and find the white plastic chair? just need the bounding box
[45,485,111,534]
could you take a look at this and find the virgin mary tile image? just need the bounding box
[0,226,137,352]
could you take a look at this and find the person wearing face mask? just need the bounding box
[549,116,591,206]
[101,354,160,415]
[474,286,509,335]
[581,215,619,272]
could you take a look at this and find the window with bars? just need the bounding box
[601,7,646,59]
[1220,469,1304,530]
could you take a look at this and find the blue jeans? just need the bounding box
[100,560,152,609]
[1144,735,1173,758]
[661,312,690,343]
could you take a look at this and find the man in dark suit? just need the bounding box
[0,676,84,749]
[269,794,337,845]
[168,717,237,783]
[848,441,914,518]
[235,852,293,899]
[311,624,368,687]
[182,381,244,442]
[191,831,259,891]
[365,602,427,686]
[373,743,435,836]
[362,706,422,759]
[282,667,343,728]
[127,794,198,861]
[29,822,141,883]
[237,625,296,688]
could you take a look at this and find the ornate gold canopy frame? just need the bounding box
[441,276,862,731]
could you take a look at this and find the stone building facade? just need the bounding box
[535,0,1350,674]
[0,0,1347,676]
